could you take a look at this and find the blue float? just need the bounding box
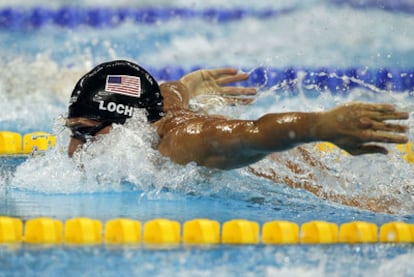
[86,8,114,27]
[0,8,25,29]
[0,6,298,29]
[28,7,53,28]
[54,7,84,28]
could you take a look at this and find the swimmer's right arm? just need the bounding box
[313,102,409,155]
[251,102,409,155]
[157,102,408,169]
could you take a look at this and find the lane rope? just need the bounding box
[0,6,296,29]
[0,216,413,245]
[2,2,412,31]
[331,0,414,14]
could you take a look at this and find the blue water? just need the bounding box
[0,0,414,276]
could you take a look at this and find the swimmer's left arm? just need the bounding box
[159,68,257,110]
[179,68,257,98]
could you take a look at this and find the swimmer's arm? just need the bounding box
[159,112,326,169]
[158,102,408,169]
[159,68,257,110]
[250,102,408,157]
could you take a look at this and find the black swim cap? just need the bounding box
[68,60,164,123]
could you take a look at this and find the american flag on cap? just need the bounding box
[105,75,141,97]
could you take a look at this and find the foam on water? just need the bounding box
[141,5,414,69]
[2,1,414,69]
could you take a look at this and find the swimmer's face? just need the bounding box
[66,116,159,157]
[66,117,112,142]
[66,117,118,157]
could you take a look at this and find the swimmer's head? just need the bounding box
[67,60,163,141]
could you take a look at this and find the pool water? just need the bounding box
[0,0,414,276]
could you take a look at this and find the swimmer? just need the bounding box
[66,60,409,212]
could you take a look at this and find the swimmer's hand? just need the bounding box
[179,68,257,105]
[316,102,409,155]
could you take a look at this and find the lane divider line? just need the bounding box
[0,216,413,245]
[0,6,296,29]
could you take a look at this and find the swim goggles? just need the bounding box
[67,119,125,142]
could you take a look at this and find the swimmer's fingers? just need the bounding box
[220,86,257,96]
[342,102,409,121]
[223,96,255,106]
[359,119,409,143]
[346,102,399,112]
[211,68,252,87]
[362,111,409,122]
[217,73,249,86]
[185,68,256,97]
[359,118,408,133]
[209,68,239,78]
[335,127,408,155]
[358,129,408,147]
[334,130,409,157]
[195,95,255,106]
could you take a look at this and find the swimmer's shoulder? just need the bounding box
[154,108,227,137]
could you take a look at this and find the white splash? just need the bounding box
[10,111,208,194]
